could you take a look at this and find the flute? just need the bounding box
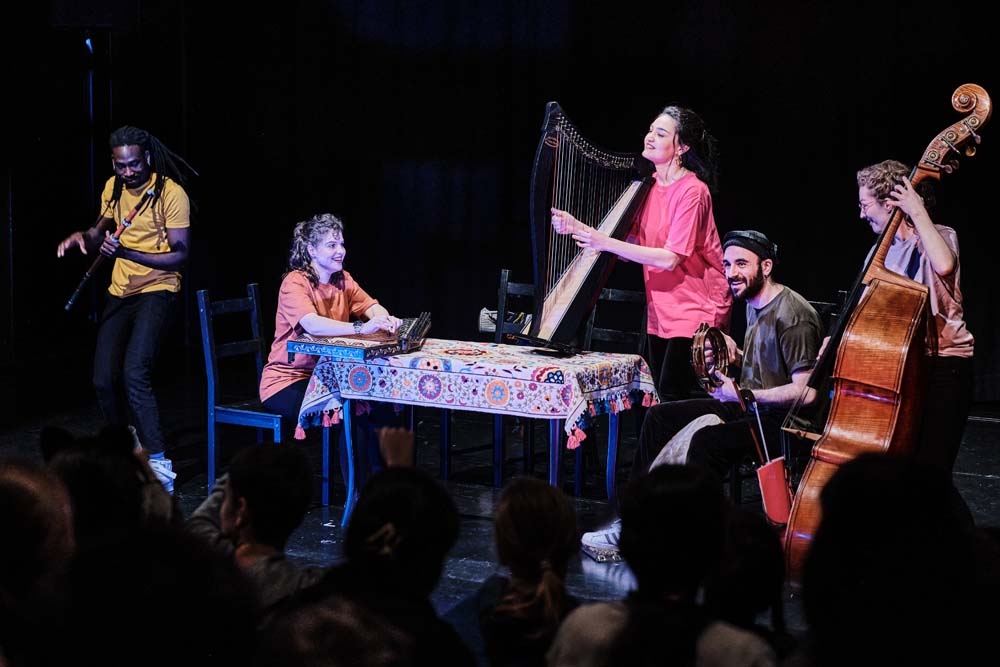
[64,188,155,311]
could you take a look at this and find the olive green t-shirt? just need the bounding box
[740,286,822,397]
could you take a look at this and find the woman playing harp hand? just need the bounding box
[551,105,731,400]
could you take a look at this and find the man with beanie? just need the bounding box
[582,230,823,558]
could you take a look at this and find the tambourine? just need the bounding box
[690,322,733,392]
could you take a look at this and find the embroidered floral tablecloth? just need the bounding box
[296,338,658,449]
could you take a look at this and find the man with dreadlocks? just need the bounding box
[56,126,197,494]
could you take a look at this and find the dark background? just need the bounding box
[2,0,997,429]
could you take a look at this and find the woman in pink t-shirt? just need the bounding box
[259,213,402,435]
[551,106,732,400]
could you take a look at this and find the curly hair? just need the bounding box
[857,159,936,211]
[856,159,909,202]
[285,213,346,286]
[660,105,721,193]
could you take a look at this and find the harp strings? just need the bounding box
[547,122,633,298]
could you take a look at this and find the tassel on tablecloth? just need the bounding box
[320,408,344,426]
[567,425,588,450]
[294,425,306,440]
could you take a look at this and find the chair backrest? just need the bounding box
[809,289,849,335]
[196,283,268,405]
[583,286,648,358]
[495,268,535,344]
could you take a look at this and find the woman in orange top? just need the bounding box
[260,213,401,436]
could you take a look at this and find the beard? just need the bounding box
[730,264,765,301]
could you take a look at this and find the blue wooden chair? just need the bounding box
[575,286,648,504]
[197,283,332,506]
[490,269,538,485]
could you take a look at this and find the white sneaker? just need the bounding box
[581,518,622,550]
[148,457,177,495]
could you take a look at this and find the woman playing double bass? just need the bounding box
[856,159,973,474]
[785,84,989,584]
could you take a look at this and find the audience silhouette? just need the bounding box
[3,416,993,667]
[272,462,474,665]
[477,475,579,667]
[794,452,982,666]
[548,464,776,666]
[187,442,324,621]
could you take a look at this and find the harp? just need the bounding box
[527,102,653,344]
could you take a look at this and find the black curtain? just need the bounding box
[3,0,997,430]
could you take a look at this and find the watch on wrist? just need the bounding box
[353,320,363,334]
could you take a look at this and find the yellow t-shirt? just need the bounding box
[98,173,190,297]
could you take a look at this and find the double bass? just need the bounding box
[783,83,991,583]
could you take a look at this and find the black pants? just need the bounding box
[647,335,707,402]
[630,398,785,483]
[263,379,401,480]
[93,291,176,455]
[913,356,974,474]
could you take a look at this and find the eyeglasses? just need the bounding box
[858,200,876,214]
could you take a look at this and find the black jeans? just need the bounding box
[914,355,974,474]
[631,398,785,483]
[93,290,177,455]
